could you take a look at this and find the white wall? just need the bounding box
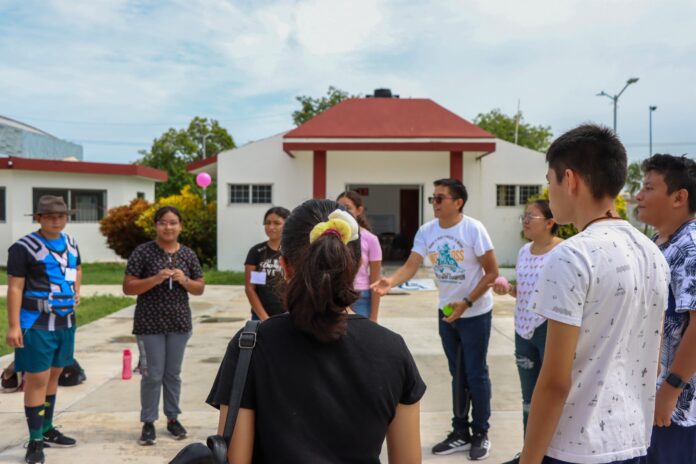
[217,133,313,271]
[215,136,547,270]
[0,170,156,264]
[477,139,548,266]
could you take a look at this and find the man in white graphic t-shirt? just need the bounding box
[518,125,670,464]
[372,178,499,461]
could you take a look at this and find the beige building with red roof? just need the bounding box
[190,90,547,270]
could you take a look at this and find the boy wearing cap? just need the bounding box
[5,195,82,464]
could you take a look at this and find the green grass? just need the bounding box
[0,263,244,286]
[0,295,135,356]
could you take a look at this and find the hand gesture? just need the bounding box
[442,301,468,324]
[6,326,23,348]
[370,277,393,297]
[156,269,174,283]
[172,269,188,284]
[654,385,679,427]
[488,282,509,295]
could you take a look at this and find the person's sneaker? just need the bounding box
[167,419,187,440]
[431,430,472,455]
[25,440,45,464]
[43,427,77,448]
[468,431,491,460]
[138,422,157,445]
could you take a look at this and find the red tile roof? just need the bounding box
[0,157,167,181]
[284,98,494,139]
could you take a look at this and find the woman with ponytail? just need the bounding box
[207,199,425,464]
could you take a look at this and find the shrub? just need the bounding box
[137,185,217,266]
[527,189,628,240]
[99,198,152,259]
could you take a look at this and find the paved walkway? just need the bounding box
[0,285,522,463]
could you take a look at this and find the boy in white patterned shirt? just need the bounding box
[519,125,669,464]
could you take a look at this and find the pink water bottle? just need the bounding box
[122,349,132,380]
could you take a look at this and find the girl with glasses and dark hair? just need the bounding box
[495,199,562,464]
[207,199,425,464]
[123,205,205,447]
[337,191,383,322]
[244,206,291,320]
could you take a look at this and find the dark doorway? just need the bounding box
[393,188,419,259]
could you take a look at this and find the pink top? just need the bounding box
[354,228,382,290]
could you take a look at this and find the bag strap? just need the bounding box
[222,320,261,442]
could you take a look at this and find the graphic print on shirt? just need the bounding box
[657,221,696,426]
[428,237,466,283]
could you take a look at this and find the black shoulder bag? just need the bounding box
[169,320,260,464]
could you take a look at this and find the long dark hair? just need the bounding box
[263,206,290,223]
[532,199,559,235]
[282,199,361,342]
[336,190,372,232]
[153,205,182,223]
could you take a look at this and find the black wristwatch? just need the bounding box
[463,297,473,308]
[665,372,688,389]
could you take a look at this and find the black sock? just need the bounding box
[42,394,56,434]
[25,405,44,442]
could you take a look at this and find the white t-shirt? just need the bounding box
[412,216,494,318]
[529,221,669,464]
[514,243,549,339]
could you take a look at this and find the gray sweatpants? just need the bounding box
[136,332,191,423]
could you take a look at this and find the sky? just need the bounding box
[1,0,694,164]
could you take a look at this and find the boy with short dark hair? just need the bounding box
[519,125,669,464]
[636,154,696,463]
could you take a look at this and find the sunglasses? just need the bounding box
[428,195,455,205]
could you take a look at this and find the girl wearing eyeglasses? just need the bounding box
[123,206,206,447]
[494,199,562,464]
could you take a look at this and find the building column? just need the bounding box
[313,150,327,199]
[450,151,463,181]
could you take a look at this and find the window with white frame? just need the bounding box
[229,184,273,204]
[32,188,107,222]
[496,184,542,207]
[0,187,5,222]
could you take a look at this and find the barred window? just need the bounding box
[229,184,250,204]
[230,184,272,204]
[496,185,516,207]
[519,185,541,206]
[32,188,106,222]
[252,185,272,204]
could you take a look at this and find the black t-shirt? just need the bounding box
[206,314,426,464]
[244,242,285,317]
[125,241,203,335]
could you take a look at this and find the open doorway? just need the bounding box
[346,183,423,263]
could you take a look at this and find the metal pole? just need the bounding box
[613,96,618,133]
[649,106,657,156]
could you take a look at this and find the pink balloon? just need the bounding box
[196,172,212,189]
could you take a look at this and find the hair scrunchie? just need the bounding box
[309,209,360,244]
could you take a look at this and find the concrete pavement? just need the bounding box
[0,284,523,463]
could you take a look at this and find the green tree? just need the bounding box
[625,161,643,196]
[292,86,357,126]
[137,117,235,198]
[474,109,553,152]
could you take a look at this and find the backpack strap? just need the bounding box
[222,320,261,442]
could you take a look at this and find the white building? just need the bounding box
[190,94,548,270]
[1,156,166,263]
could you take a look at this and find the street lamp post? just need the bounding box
[649,106,657,156]
[201,133,212,159]
[597,77,640,133]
